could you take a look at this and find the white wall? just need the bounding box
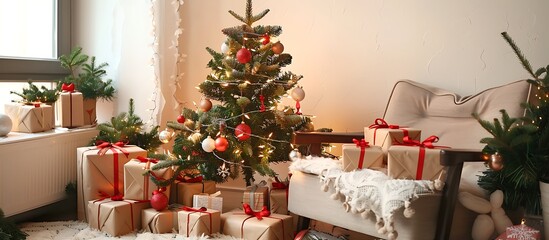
[175,0,549,133]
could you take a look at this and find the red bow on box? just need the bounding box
[353,138,370,169]
[136,156,159,164]
[368,118,400,129]
[62,83,75,92]
[243,203,270,220]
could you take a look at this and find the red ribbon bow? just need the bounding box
[62,83,75,92]
[136,156,159,164]
[180,206,207,212]
[243,203,270,220]
[353,138,370,169]
[177,175,204,183]
[271,177,288,190]
[368,118,400,129]
[95,141,130,198]
[353,138,369,148]
[402,135,440,148]
[96,141,130,157]
[98,190,124,201]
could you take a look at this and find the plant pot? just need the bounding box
[83,98,97,125]
[540,181,549,238]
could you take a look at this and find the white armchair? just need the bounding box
[289,80,533,239]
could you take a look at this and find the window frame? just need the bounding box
[0,0,70,81]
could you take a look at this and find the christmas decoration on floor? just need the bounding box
[153,0,308,186]
[474,32,549,215]
[0,208,27,240]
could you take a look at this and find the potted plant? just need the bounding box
[474,32,549,225]
[58,47,116,125]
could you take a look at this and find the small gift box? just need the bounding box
[243,182,269,211]
[83,98,97,125]
[364,118,421,153]
[342,139,384,172]
[269,178,289,215]
[56,83,84,128]
[178,206,221,237]
[142,207,179,234]
[124,157,174,201]
[77,143,147,221]
[171,176,217,206]
[88,198,150,237]
[221,209,294,240]
[4,103,54,133]
[387,136,447,180]
[193,191,223,213]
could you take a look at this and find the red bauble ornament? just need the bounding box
[236,48,252,64]
[261,34,270,45]
[150,190,168,211]
[177,115,186,123]
[234,123,252,141]
[272,42,284,54]
[215,136,229,152]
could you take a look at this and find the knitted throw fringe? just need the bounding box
[289,156,445,240]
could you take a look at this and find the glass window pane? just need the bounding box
[0,0,56,59]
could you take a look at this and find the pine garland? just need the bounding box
[10,82,59,104]
[475,32,549,214]
[152,0,308,186]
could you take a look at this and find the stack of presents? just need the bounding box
[342,118,447,181]
[76,143,294,239]
[4,83,92,133]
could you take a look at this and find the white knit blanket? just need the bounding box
[289,156,444,240]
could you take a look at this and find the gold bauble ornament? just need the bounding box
[187,132,202,143]
[489,152,504,171]
[272,42,284,54]
[158,128,173,143]
[199,98,212,112]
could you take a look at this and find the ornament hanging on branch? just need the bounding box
[151,188,168,211]
[272,42,284,54]
[235,122,252,141]
[199,98,212,112]
[259,94,266,112]
[488,152,503,171]
[202,136,216,152]
[236,47,252,64]
[291,86,306,115]
[158,128,173,143]
[221,41,230,54]
[261,34,270,45]
[177,115,186,123]
[215,136,229,152]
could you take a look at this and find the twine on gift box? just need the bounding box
[61,83,75,126]
[179,206,213,237]
[368,118,409,146]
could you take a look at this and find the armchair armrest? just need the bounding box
[292,131,363,155]
[436,149,484,240]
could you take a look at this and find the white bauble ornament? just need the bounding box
[158,129,173,143]
[291,87,305,101]
[0,114,12,136]
[201,136,216,152]
[221,42,230,54]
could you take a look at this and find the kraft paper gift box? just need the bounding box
[124,157,174,201]
[193,191,223,212]
[77,144,147,221]
[56,90,84,128]
[364,118,421,153]
[4,103,54,133]
[269,188,288,215]
[341,139,384,172]
[171,177,217,206]
[243,185,269,211]
[387,145,445,181]
[220,210,294,240]
[178,207,221,237]
[88,198,150,237]
[142,207,180,233]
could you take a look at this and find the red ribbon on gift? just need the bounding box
[96,141,130,198]
[180,206,212,237]
[401,135,447,180]
[62,83,75,92]
[177,175,204,183]
[368,118,408,145]
[352,138,370,169]
[135,156,160,200]
[271,177,289,209]
[239,204,286,240]
[93,198,148,232]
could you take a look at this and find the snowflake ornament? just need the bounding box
[217,163,230,178]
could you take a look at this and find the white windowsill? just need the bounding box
[0,126,98,145]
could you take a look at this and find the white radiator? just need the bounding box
[0,128,98,217]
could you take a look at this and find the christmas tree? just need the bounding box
[475,32,549,215]
[153,0,307,186]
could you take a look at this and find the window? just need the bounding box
[0,0,70,81]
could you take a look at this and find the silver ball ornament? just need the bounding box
[221,41,230,54]
[291,87,305,101]
[0,114,12,136]
[158,129,173,143]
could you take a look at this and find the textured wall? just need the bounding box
[178,0,549,132]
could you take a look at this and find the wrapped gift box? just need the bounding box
[193,192,223,212]
[77,144,147,221]
[269,188,288,215]
[56,91,84,128]
[178,207,221,237]
[171,178,217,206]
[221,210,294,240]
[387,145,444,180]
[4,103,54,133]
[88,198,150,237]
[341,141,384,172]
[142,207,179,233]
[364,119,421,153]
[83,98,97,125]
[243,186,269,211]
[124,157,174,201]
